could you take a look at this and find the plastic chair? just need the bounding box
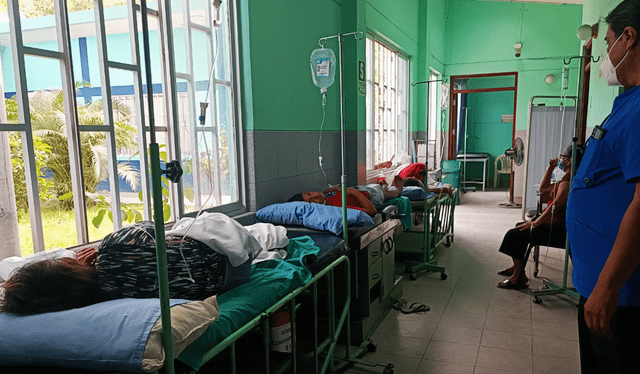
[494,154,511,188]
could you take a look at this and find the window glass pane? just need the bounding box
[214,0,231,82]
[215,84,237,204]
[24,79,79,252]
[365,38,373,170]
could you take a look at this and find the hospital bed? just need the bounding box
[258,202,405,346]
[398,185,457,281]
[0,235,360,374]
[0,209,401,374]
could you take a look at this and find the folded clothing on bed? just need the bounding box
[255,202,374,235]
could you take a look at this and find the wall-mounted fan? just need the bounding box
[505,137,525,166]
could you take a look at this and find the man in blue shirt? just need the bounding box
[566,1,640,372]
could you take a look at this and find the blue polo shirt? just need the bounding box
[566,85,640,306]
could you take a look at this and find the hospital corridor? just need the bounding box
[342,191,580,374]
[1,0,639,373]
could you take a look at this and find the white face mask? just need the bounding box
[599,33,629,86]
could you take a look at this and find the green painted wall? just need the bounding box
[366,0,422,136]
[581,0,624,130]
[243,0,342,132]
[444,0,583,131]
[366,0,419,56]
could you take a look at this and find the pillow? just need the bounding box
[255,202,374,235]
[0,297,218,373]
[141,296,219,372]
[401,186,426,201]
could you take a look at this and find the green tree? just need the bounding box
[7,89,139,210]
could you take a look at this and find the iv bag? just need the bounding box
[310,48,336,89]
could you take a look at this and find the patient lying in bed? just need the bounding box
[288,176,405,216]
[0,214,285,316]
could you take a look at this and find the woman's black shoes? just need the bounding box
[497,279,529,290]
[497,268,514,276]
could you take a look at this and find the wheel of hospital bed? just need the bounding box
[383,367,394,374]
[444,236,451,247]
[534,297,543,304]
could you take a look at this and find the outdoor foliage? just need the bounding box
[9,132,55,211]
[6,90,139,211]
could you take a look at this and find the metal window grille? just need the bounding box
[365,38,408,170]
[0,0,243,256]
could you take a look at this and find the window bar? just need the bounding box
[56,0,89,243]
[156,0,185,219]
[7,0,45,252]
[204,0,223,207]
[181,0,203,210]
[228,0,246,207]
[93,0,127,228]
[128,0,153,221]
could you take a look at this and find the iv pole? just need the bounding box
[140,1,183,373]
[404,78,448,281]
[317,31,363,246]
[317,31,397,374]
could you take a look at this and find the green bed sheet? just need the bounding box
[178,236,321,369]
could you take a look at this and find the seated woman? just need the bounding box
[496,145,580,289]
[289,176,404,216]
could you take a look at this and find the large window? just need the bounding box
[0,0,243,257]
[365,37,409,170]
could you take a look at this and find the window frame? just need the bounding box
[0,0,246,255]
[365,36,409,171]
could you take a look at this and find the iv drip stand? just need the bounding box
[317,31,395,374]
[317,31,363,246]
[140,1,182,373]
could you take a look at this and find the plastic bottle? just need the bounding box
[310,47,336,94]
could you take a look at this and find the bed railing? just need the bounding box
[189,255,351,374]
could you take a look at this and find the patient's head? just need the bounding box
[287,191,326,204]
[0,258,106,315]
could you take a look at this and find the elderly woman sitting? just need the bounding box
[496,145,580,289]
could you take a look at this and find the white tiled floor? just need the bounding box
[342,191,580,374]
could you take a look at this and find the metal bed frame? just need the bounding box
[181,255,350,374]
[401,189,457,281]
[182,254,393,374]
